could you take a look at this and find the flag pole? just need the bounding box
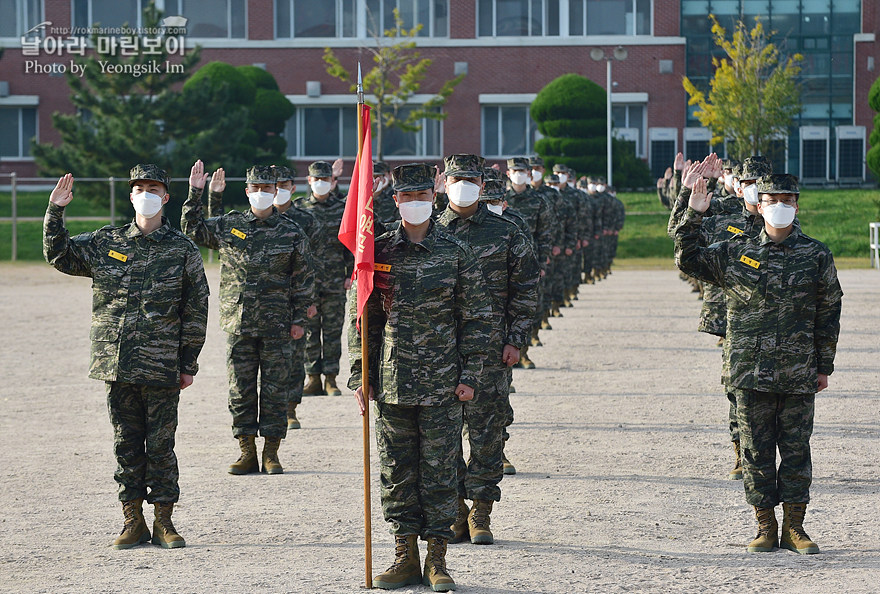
[356,62,373,590]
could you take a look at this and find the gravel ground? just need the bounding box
[1,263,878,593]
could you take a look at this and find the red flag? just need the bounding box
[338,104,374,327]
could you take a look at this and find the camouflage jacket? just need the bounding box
[610,196,626,231]
[437,204,540,355]
[43,203,209,387]
[347,221,494,405]
[292,191,353,294]
[182,187,315,337]
[373,185,400,225]
[531,183,567,249]
[586,193,603,240]
[675,208,843,393]
[504,185,555,271]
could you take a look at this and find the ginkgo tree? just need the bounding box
[682,16,802,161]
[323,9,464,160]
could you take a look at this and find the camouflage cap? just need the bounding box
[444,154,485,178]
[308,161,333,178]
[246,165,276,185]
[756,173,799,195]
[528,156,544,167]
[482,167,503,181]
[587,175,607,184]
[129,164,169,189]
[731,163,743,178]
[576,177,589,189]
[506,157,529,171]
[392,163,436,192]
[272,165,296,182]
[481,179,507,201]
[722,158,741,171]
[552,163,568,174]
[739,156,773,181]
[373,161,390,176]
[547,173,560,184]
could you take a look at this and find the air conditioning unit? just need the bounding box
[649,128,678,179]
[799,126,829,182]
[835,126,866,182]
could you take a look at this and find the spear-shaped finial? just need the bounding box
[357,62,364,104]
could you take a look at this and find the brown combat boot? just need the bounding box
[287,402,300,430]
[151,502,185,549]
[518,347,535,369]
[450,497,470,544]
[550,304,563,318]
[228,435,259,475]
[324,374,342,396]
[728,440,743,480]
[747,506,778,552]
[781,502,820,554]
[374,534,422,590]
[303,373,325,396]
[112,498,150,549]
[540,317,552,330]
[423,536,456,592]
[262,437,284,474]
[502,453,516,475]
[468,500,494,545]
[530,328,542,347]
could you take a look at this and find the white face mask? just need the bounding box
[374,178,388,192]
[587,183,597,193]
[486,203,503,216]
[531,170,542,182]
[509,171,529,186]
[274,188,292,205]
[732,179,741,191]
[310,180,332,196]
[557,173,568,184]
[762,202,796,229]
[596,184,606,193]
[724,174,734,186]
[447,180,481,207]
[743,184,760,205]
[131,191,163,218]
[248,191,275,210]
[398,200,433,225]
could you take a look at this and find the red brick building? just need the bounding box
[1,1,878,184]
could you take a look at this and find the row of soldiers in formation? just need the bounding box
[661,151,842,555]
[41,152,624,591]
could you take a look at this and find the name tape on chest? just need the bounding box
[108,250,128,262]
[726,225,744,235]
[230,228,247,240]
[374,263,391,272]
[739,255,760,269]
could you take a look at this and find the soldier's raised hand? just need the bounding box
[49,173,75,207]
[705,153,723,179]
[189,159,209,190]
[332,158,344,179]
[688,176,711,213]
[674,152,685,171]
[681,160,702,188]
[209,167,226,193]
[433,167,446,194]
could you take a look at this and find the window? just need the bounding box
[380,107,442,157]
[0,107,37,159]
[276,0,356,38]
[365,0,449,37]
[0,0,42,37]
[482,105,539,157]
[611,104,645,157]
[73,0,141,29]
[570,0,650,36]
[478,0,559,37]
[74,0,245,37]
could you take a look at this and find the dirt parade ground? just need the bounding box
[0,263,878,593]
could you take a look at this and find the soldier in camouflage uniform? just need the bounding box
[183,162,315,476]
[296,161,354,396]
[506,158,555,369]
[436,155,539,545]
[675,173,842,555]
[44,165,209,550]
[372,161,400,226]
[348,163,494,591]
[530,157,568,327]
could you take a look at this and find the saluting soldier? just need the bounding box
[43,165,209,549]
[436,155,539,545]
[349,163,494,591]
[183,162,315,476]
[372,161,400,226]
[676,173,842,555]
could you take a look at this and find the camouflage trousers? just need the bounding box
[304,290,347,376]
[610,234,620,261]
[226,333,291,439]
[582,243,594,276]
[566,248,581,289]
[734,389,815,508]
[106,381,180,503]
[727,389,739,442]
[547,256,564,305]
[458,367,512,502]
[289,339,306,406]
[376,401,462,540]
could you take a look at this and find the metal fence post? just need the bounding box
[109,177,116,225]
[10,172,17,262]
